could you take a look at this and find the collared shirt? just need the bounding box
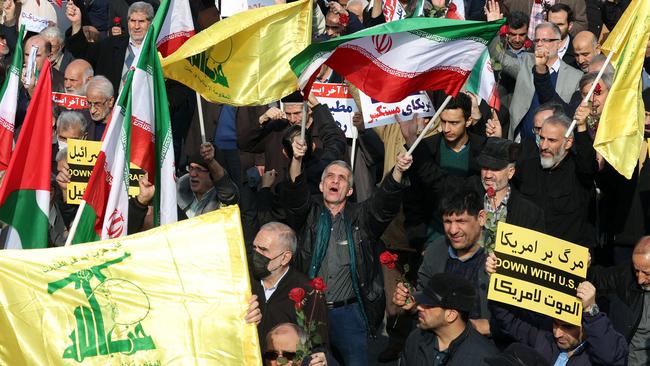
[549,58,561,74]
[320,212,355,302]
[187,187,216,218]
[507,44,528,60]
[554,342,586,366]
[558,36,570,60]
[261,267,290,301]
[484,186,511,253]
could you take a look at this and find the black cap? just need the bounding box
[187,153,208,170]
[414,273,476,312]
[485,343,551,366]
[281,90,303,103]
[477,137,520,170]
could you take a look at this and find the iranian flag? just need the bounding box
[0,25,25,171]
[0,59,53,249]
[155,0,195,57]
[290,17,505,103]
[465,49,500,110]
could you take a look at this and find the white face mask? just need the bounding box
[57,139,67,151]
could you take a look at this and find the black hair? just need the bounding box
[281,124,313,161]
[459,310,470,323]
[443,92,472,121]
[534,101,565,117]
[643,88,650,113]
[440,188,483,218]
[548,3,574,23]
[506,11,530,30]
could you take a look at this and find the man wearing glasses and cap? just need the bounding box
[399,273,498,365]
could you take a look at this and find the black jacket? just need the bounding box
[588,263,645,342]
[282,171,408,333]
[251,267,329,348]
[514,131,597,247]
[400,325,498,366]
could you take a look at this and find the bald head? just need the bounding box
[265,323,305,353]
[573,31,600,72]
[64,59,94,95]
[633,236,650,291]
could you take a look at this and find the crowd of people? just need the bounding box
[0,0,649,365]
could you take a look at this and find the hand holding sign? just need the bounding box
[577,281,596,312]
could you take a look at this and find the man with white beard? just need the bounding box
[513,113,597,247]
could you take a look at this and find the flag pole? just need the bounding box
[565,51,615,138]
[300,101,307,141]
[350,126,358,171]
[65,200,86,246]
[196,92,206,143]
[407,95,452,155]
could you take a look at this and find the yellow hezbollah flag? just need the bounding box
[594,0,650,179]
[0,206,261,366]
[161,0,311,106]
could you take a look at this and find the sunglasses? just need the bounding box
[263,350,297,361]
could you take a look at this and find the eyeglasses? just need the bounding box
[263,351,297,361]
[533,38,560,44]
[532,126,542,134]
[87,99,108,109]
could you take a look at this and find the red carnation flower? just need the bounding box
[486,187,496,198]
[379,250,399,270]
[499,25,508,37]
[339,13,349,27]
[594,83,602,94]
[288,287,306,309]
[524,38,533,49]
[309,277,327,293]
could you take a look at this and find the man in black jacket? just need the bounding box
[399,273,498,366]
[588,236,650,366]
[249,222,329,352]
[284,137,412,366]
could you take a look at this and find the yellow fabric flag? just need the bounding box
[161,0,312,106]
[0,206,261,366]
[594,0,650,179]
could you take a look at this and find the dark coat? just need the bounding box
[513,131,597,247]
[491,302,628,365]
[588,263,645,342]
[251,266,329,349]
[282,171,408,333]
[65,30,129,98]
[399,325,498,366]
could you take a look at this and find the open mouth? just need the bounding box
[329,187,339,193]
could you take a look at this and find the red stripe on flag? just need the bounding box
[324,47,468,103]
[157,31,195,58]
[82,152,112,237]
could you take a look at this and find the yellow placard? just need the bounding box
[66,139,145,204]
[0,206,261,365]
[488,222,589,325]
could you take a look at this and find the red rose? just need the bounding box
[499,25,508,37]
[288,287,306,307]
[309,277,327,292]
[113,17,121,26]
[594,83,602,94]
[379,251,398,270]
[339,13,349,27]
[523,38,533,49]
[486,187,496,198]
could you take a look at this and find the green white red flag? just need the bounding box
[290,17,505,103]
[0,58,53,249]
[466,49,500,110]
[155,0,195,57]
[0,25,25,171]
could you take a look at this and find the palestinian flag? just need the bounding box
[0,59,53,249]
[290,17,505,103]
[466,49,500,110]
[0,25,25,171]
[155,0,195,57]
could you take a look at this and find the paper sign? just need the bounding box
[487,222,590,326]
[19,11,50,33]
[221,0,277,17]
[67,139,145,205]
[53,92,88,110]
[311,82,358,138]
[360,90,434,129]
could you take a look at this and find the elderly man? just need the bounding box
[63,59,94,96]
[573,31,601,72]
[284,136,412,366]
[66,1,153,96]
[84,76,114,141]
[264,323,337,366]
[589,237,650,366]
[513,113,597,247]
[40,26,74,72]
[487,252,629,365]
[399,273,498,365]
[250,222,328,352]
[490,21,582,141]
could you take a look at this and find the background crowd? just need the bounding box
[0,0,649,365]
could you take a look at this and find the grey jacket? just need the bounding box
[176,173,239,219]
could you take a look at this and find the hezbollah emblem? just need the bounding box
[47,252,156,362]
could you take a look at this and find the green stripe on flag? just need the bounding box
[465,49,489,95]
[0,190,49,249]
[71,202,100,244]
